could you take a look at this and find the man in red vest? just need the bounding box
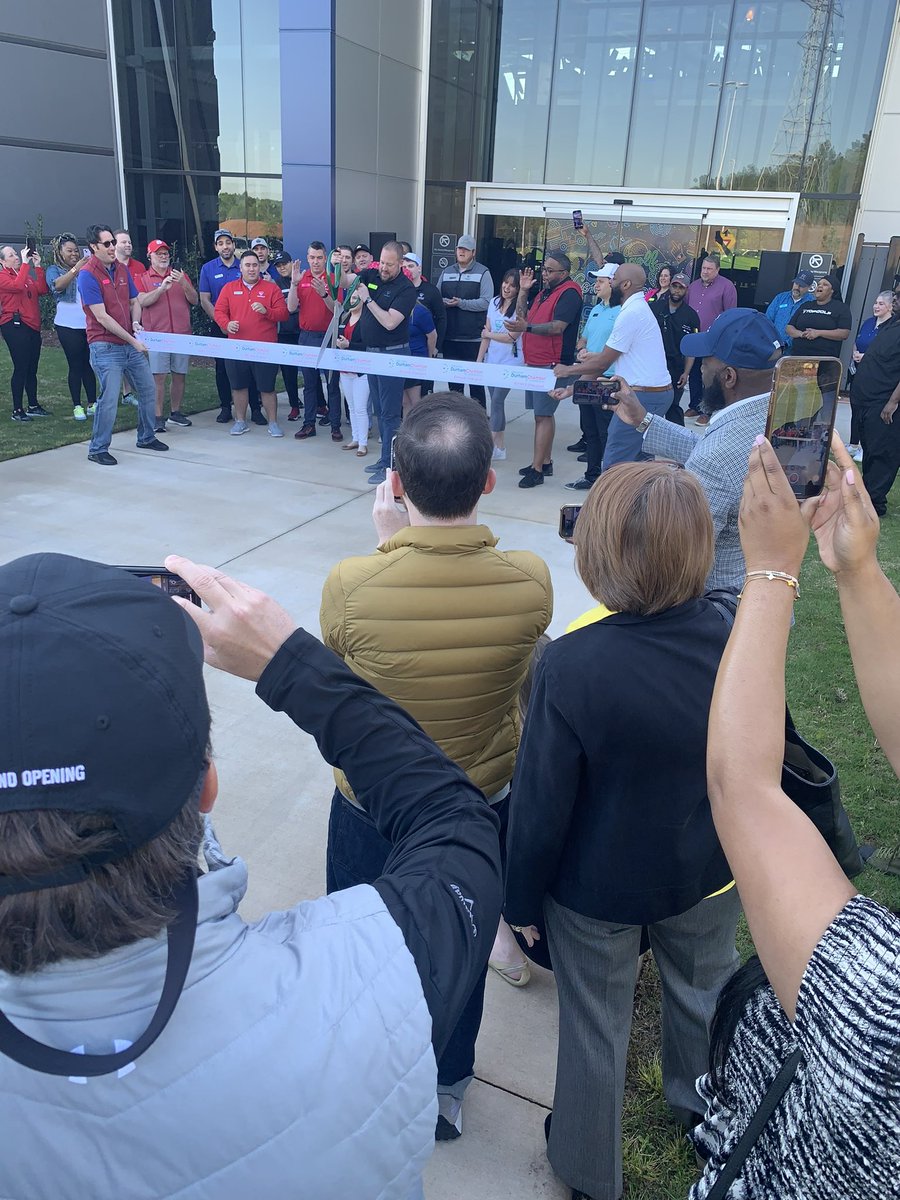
[77,223,167,466]
[504,250,583,488]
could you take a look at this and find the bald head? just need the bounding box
[610,262,646,306]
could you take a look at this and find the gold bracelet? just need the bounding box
[739,570,800,600]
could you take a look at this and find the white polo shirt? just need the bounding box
[605,292,671,388]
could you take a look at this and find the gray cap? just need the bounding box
[213,228,233,242]
[457,234,476,251]
[251,238,269,249]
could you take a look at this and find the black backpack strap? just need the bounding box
[0,872,198,1077]
[705,1048,802,1199]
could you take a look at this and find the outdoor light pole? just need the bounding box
[710,81,749,190]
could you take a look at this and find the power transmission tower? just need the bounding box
[766,0,844,192]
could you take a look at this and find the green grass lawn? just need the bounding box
[0,343,221,462]
[4,346,899,1197]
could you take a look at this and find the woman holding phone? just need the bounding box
[0,243,49,421]
[45,234,96,420]
[505,462,741,1200]
[476,269,521,460]
[691,435,899,1198]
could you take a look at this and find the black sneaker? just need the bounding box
[567,439,586,453]
[250,410,267,426]
[577,453,588,462]
[88,451,117,465]
[564,476,593,491]
[154,418,167,434]
[518,461,552,477]
[216,409,232,423]
[167,411,192,427]
[11,409,32,422]
[317,415,330,427]
[26,404,51,417]
[136,438,169,451]
[518,466,545,489]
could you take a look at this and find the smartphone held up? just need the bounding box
[119,567,201,607]
[764,356,842,500]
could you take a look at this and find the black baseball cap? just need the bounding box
[272,250,291,266]
[354,243,371,255]
[0,553,210,1076]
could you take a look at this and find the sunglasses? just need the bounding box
[96,239,115,249]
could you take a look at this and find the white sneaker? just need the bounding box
[267,421,285,438]
[435,1094,463,1141]
[229,420,250,436]
[853,446,864,462]
[492,446,507,460]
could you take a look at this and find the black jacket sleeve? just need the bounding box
[504,650,584,925]
[256,629,502,1056]
[424,282,448,352]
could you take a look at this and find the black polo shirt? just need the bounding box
[788,299,852,358]
[853,316,900,406]
[416,278,447,352]
[650,297,700,368]
[357,268,418,348]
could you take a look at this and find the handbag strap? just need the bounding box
[705,1047,802,1199]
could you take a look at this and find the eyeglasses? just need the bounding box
[96,240,115,249]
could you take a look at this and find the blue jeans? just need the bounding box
[326,788,509,1093]
[88,342,157,453]
[602,389,673,470]
[366,345,409,468]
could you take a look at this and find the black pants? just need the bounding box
[210,326,261,415]
[860,402,900,514]
[444,339,486,407]
[55,325,96,407]
[579,403,612,483]
[277,330,300,407]
[665,365,686,425]
[688,356,704,411]
[2,321,42,411]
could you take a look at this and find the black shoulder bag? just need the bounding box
[707,591,864,879]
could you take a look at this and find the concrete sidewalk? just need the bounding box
[1,391,591,1199]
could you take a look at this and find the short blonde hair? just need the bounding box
[573,463,713,616]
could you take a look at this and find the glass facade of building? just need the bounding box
[424,0,895,267]
[111,0,282,260]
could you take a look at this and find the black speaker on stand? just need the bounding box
[755,252,801,309]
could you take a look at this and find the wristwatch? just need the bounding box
[526,323,532,333]
[635,411,654,435]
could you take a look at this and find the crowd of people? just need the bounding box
[3,220,900,513]
[1,219,900,1197]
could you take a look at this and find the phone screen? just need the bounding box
[559,504,582,540]
[573,379,619,406]
[119,567,201,606]
[764,356,842,499]
[82,248,91,258]
[572,210,584,230]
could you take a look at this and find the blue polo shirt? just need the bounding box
[582,302,622,376]
[77,265,137,307]
[198,256,242,302]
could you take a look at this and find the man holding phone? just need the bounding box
[604,308,782,591]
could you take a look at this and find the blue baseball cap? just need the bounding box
[681,308,782,369]
[213,228,233,242]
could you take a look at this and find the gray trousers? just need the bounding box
[544,886,741,1200]
[601,389,673,469]
[488,385,510,432]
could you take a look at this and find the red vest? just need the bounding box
[82,256,133,345]
[522,279,583,367]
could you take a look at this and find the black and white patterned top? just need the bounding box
[690,895,900,1198]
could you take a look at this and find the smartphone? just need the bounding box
[573,379,619,406]
[559,504,582,540]
[25,236,36,255]
[764,356,843,500]
[119,567,201,606]
[572,210,584,231]
[388,434,405,503]
[82,247,91,258]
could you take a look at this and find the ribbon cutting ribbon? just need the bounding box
[140,331,557,392]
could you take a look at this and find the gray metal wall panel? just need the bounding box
[0,146,119,241]
[0,44,114,146]
[0,0,108,50]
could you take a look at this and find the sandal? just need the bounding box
[342,441,359,451]
[356,446,368,457]
[866,843,900,876]
[488,958,531,987]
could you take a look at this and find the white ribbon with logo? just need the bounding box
[139,331,556,393]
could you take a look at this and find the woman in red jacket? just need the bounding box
[0,244,49,421]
